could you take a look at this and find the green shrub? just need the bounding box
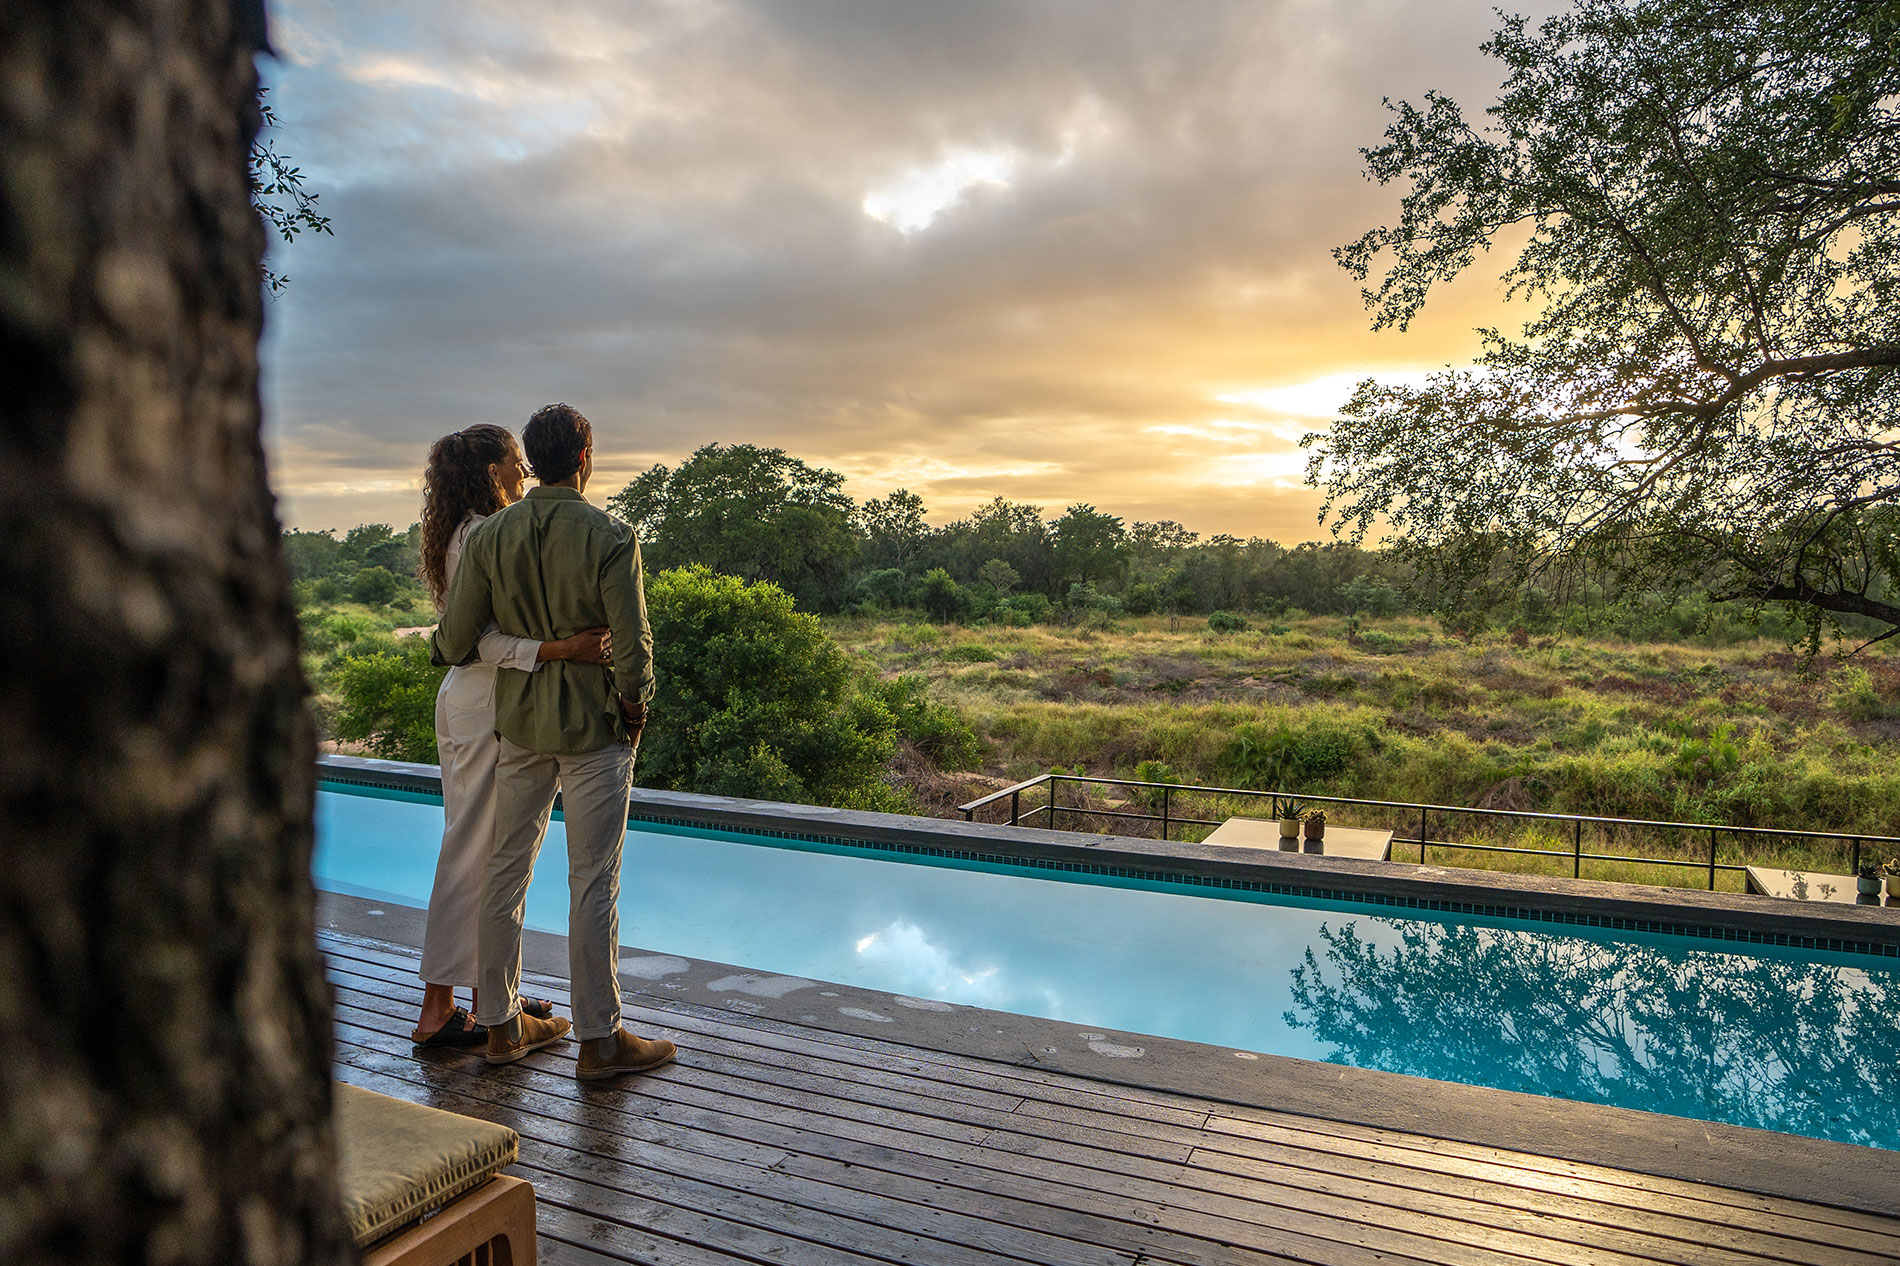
[872,674,983,769]
[1064,582,1123,630]
[942,643,999,663]
[916,568,966,622]
[327,615,370,645]
[1220,716,1376,789]
[1123,582,1162,616]
[351,565,404,607]
[850,568,911,610]
[329,638,445,762]
[1671,722,1740,784]
[642,566,904,808]
[1338,576,1405,617]
[1000,592,1052,625]
[1207,610,1251,633]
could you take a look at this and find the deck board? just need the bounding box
[323,934,1900,1266]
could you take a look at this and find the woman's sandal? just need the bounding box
[412,1006,489,1048]
[521,997,556,1020]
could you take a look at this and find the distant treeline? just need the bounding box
[280,442,1831,645]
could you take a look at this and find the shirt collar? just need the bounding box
[526,486,586,502]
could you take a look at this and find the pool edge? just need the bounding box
[319,753,1900,961]
[316,887,1900,1220]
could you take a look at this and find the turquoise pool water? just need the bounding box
[315,783,1900,1150]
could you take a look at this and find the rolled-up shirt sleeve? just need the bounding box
[600,532,655,705]
[477,623,543,673]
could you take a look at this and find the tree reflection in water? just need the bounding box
[1284,919,1900,1148]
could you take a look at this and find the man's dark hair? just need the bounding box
[522,402,593,483]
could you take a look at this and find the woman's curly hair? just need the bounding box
[419,424,518,604]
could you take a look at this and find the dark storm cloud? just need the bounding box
[262,0,1543,537]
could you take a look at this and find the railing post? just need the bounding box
[1709,827,1718,890]
[1010,789,1020,828]
[1160,785,1172,842]
[1574,819,1582,879]
[1047,776,1059,828]
[1419,806,1428,864]
[1853,836,1862,877]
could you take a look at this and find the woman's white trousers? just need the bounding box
[419,662,501,986]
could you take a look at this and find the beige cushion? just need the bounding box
[333,1084,520,1247]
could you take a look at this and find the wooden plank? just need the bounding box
[1192,1118,1900,1259]
[334,1034,1436,1262]
[534,1201,762,1266]
[332,1021,1403,1266]
[334,975,1036,1122]
[332,1025,1358,1266]
[337,1060,996,1266]
[329,946,1863,1245]
[1199,1108,1900,1237]
[330,935,1900,1262]
[324,943,1218,1128]
[330,990,1193,1166]
[315,931,1900,1254]
[336,1064,871,1266]
[336,1049,1146,1266]
[330,958,1900,1262]
[322,958,1202,1152]
[338,988,1854,1262]
[333,1021,1593,1266]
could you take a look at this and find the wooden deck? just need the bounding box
[324,933,1900,1266]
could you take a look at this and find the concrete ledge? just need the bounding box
[319,753,1900,958]
[318,888,1900,1219]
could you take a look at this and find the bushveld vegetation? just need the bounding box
[833,612,1900,890]
[295,533,1900,893]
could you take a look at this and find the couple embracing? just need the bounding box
[414,402,675,1080]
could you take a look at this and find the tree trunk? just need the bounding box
[0,3,352,1264]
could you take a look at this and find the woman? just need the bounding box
[412,424,611,1045]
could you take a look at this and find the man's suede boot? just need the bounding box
[576,1028,677,1080]
[485,1009,572,1064]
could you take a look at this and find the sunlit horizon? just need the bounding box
[258,0,1531,542]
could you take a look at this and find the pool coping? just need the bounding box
[316,887,1900,1219]
[318,753,1900,961]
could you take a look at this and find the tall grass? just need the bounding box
[829,612,1900,884]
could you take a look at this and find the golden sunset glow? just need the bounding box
[259,1,1522,542]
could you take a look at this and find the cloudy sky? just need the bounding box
[260,0,1536,541]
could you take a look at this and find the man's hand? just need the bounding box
[617,694,648,736]
[540,627,613,664]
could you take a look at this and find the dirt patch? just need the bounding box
[886,741,1011,820]
[1475,776,1545,813]
[1042,666,1114,700]
[1590,674,1697,704]
[1476,670,1555,697]
[1385,710,1447,737]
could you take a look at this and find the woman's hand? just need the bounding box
[538,627,613,664]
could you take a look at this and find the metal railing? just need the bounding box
[959,773,1900,890]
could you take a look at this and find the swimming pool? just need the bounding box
[314,782,1900,1150]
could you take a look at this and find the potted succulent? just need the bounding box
[1302,809,1327,852]
[1856,861,1883,897]
[1883,857,1900,899]
[1277,799,1306,846]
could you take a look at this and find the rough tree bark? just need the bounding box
[0,3,352,1264]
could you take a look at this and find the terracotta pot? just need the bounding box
[1303,820,1325,841]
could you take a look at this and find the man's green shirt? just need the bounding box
[433,486,655,754]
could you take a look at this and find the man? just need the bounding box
[433,402,675,1079]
